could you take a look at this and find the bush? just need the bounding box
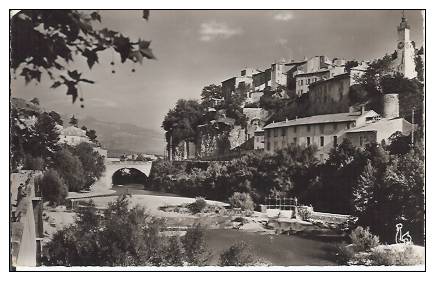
[219,241,257,266]
[298,206,313,221]
[350,226,379,252]
[228,192,254,212]
[187,197,207,214]
[40,169,68,205]
[181,224,211,266]
[370,245,424,266]
[23,154,44,170]
[335,242,356,265]
[53,148,85,192]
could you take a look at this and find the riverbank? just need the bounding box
[42,184,341,266]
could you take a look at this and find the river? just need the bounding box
[72,183,339,266]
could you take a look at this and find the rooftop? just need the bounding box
[264,110,378,129]
[345,118,412,134]
[61,126,87,137]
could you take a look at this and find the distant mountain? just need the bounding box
[72,116,165,156]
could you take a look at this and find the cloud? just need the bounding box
[273,12,294,21]
[199,21,243,42]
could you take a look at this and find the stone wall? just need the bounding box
[10,171,43,267]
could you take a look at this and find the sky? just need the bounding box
[11,10,424,134]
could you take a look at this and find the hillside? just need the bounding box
[72,116,165,156]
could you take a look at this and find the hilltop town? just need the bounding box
[164,14,424,162]
[9,10,425,270]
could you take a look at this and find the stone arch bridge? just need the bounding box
[91,160,153,192]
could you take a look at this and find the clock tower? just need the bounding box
[396,12,417,79]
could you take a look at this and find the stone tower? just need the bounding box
[395,11,417,79]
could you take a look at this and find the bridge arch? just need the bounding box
[91,160,153,192]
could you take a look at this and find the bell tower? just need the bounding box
[396,11,417,79]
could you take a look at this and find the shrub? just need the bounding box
[181,224,211,266]
[298,206,313,221]
[187,197,207,214]
[40,169,68,205]
[335,242,355,265]
[219,241,257,266]
[370,245,424,266]
[350,226,380,252]
[23,154,44,170]
[228,192,254,212]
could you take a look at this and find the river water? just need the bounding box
[76,183,339,266]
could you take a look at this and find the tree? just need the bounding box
[378,150,425,244]
[228,192,254,211]
[388,132,412,156]
[71,142,105,189]
[181,224,211,266]
[69,115,78,126]
[200,84,223,108]
[162,99,205,146]
[352,160,376,215]
[22,154,44,170]
[30,97,40,105]
[42,195,212,266]
[48,110,63,126]
[53,147,85,191]
[85,129,98,143]
[27,112,61,161]
[40,169,68,205]
[11,10,155,103]
[345,60,360,72]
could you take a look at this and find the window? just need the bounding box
[307,125,311,132]
[306,137,311,146]
[294,126,297,133]
[347,123,351,129]
[274,141,278,149]
[306,79,310,85]
[320,124,325,134]
[293,137,297,144]
[274,128,278,137]
[333,136,338,147]
[267,142,270,151]
[359,136,364,146]
[320,136,324,147]
[281,128,286,136]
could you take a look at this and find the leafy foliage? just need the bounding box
[43,196,213,266]
[201,84,223,108]
[162,99,205,146]
[181,224,211,266]
[349,226,380,252]
[187,197,208,214]
[69,115,78,126]
[11,10,155,103]
[70,142,106,189]
[219,241,258,266]
[40,169,68,205]
[351,54,424,124]
[52,147,85,192]
[228,192,254,211]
